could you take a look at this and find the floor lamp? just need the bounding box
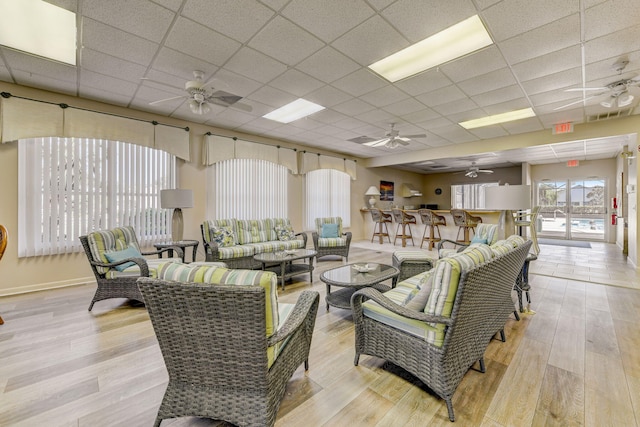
[161,189,194,242]
[485,185,531,240]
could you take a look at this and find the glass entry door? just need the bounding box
[537,179,606,241]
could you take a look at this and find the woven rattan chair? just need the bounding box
[370,208,392,244]
[352,240,532,421]
[80,226,183,311]
[312,217,352,262]
[138,277,320,427]
[450,209,482,244]
[418,208,446,250]
[392,208,417,247]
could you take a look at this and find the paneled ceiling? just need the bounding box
[1,0,638,173]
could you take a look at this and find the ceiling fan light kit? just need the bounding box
[361,123,426,149]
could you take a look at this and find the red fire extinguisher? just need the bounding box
[611,214,617,225]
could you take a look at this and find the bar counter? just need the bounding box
[360,208,501,247]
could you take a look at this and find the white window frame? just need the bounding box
[18,137,176,257]
[213,158,288,220]
[451,182,499,209]
[305,169,351,230]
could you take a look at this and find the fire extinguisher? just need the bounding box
[612,214,617,225]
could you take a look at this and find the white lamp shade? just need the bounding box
[485,185,531,210]
[365,186,381,196]
[161,189,194,209]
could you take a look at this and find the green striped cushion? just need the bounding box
[475,223,499,245]
[314,217,343,236]
[277,239,306,251]
[156,262,227,282]
[202,219,237,244]
[106,257,181,279]
[217,245,255,259]
[317,237,347,247]
[237,219,271,244]
[462,244,494,263]
[506,234,526,247]
[269,218,291,241]
[87,226,141,274]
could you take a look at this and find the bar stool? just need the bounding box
[392,208,416,247]
[370,208,392,244]
[418,209,446,250]
[450,209,482,244]
[515,206,541,255]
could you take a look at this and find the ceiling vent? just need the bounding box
[587,108,633,122]
[348,136,376,144]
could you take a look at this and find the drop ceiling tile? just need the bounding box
[309,109,350,125]
[207,108,255,127]
[314,124,347,136]
[210,68,264,97]
[281,0,375,42]
[482,0,578,42]
[259,0,290,12]
[399,108,440,124]
[289,118,324,131]
[331,117,372,131]
[354,108,396,125]
[394,68,453,96]
[457,68,518,96]
[332,98,375,116]
[81,69,139,96]
[499,14,580,65]
[332,69,388,97]
[429,124,478,143]
[475,0,502,9]
[416,116,454,129]
[83,0,174,42]
[471,85,525,107]
[431,98,478,116]
[132,84,185,105]
[521,67,582,95]
[584,25,640,64]
[529,87,583,107]
[304,85,353,107]
[416,85,467,107]
[269,69,325,97]
[182,0,274,43]
[246,85,297,108]
[151,48,219,82]
[1,49,77,82]
[382,98,426,116]
[80,85,133,106]
[482,98,531,115]
[82,18,159,65]
[224,47,288,83]
[468,125,509,139]
[129,99,183,116]
[296,47,362,84]
[359,85,409,107]
[500,117,544,134]
[439,46,508,83]
[0,65,11,81]
[81,49,148,83]
[165,17,241,67]
[248,16,324,66]
[584,0,640,41]
[332,15,410,66]
[382,0,477,42]
[584,50,640,81]
[11,70,77,96]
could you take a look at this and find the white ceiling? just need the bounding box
[1,0,638,173]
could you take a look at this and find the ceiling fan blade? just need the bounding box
[565,87,607,92]
[404,133,427,139]
[396,139,410,146]
[397,137,411,142]
[149,95,187,105]
[478,169,494,173]
[229,101,253,112]
[552,93,605,111]
[363,138,391,147]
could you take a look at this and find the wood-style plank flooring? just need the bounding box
[1,240,639,426]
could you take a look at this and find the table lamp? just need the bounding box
[365,186,381,208]
[160,189,194,242]
[485,185,531,239]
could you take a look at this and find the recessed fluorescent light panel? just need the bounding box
[0,0,76,65]
[458,108,536,129]
[263,99,325,123]
[369,15,493,82]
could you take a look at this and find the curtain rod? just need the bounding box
[205,131,357,162]
[0,92,190,131]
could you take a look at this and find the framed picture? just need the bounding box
[380,180,394,201]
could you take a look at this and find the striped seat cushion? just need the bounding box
[236,219,271,244]
[317,237,347,248]
[106,257,182,278]
[217,244,256,259]
[277,239,306,251]
[393,250,432,262]
[87,226,141,275]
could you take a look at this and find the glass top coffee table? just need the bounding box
[320,263,399,311]
[254,249,317,291]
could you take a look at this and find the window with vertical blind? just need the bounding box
[451,182,498,209]
[214,159,287,219]
[305,169,351,230]
[18,137,176,257]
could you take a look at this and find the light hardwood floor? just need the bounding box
[1,240,639,426]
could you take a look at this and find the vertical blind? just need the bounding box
[214,158,287,220]
[305,169,351,230]
[18,137,176,257]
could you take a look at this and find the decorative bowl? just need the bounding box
[283,249,297,255]
[352,263,374,273]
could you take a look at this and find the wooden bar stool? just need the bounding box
[392,209,416,247]
[418,209,446,250]
[370,208,392,244]
[450,209,482,244]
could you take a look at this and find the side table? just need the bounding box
[154,240,199,263]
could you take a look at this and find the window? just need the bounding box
[18,137,176,257]
[451,182,498,209]
[214,158,287,219]
[305,169,351,230]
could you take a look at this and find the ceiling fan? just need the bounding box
[457,162,494,178]
[362,123,427,149]
[144,70,252,114]
[554,58,640,111]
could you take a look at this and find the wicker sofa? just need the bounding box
[352,235,532,421]
[201,218,307,269]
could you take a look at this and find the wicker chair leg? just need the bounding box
[498,330,506,342]
[354,353,360,366]
[513,309,520,321]
[88,300,96,311]
[445,398,455,422]
[478,358,486,373]
[304,359,309,370]
[153,417,162,427]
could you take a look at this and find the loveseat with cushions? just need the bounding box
[352,235,532,421]
[137,262,319,427]
[201,218,307,269]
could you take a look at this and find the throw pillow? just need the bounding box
[471,235,488,244]
[105,245,143,271]
[211,225,236,247]
[404,273,434,311]
[275,225,295,241]
[321,223,339,238]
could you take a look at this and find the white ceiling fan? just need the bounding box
[457,162,494,178]
[144,70,252,114]
[554,58,640,111]
[361,123,427,149]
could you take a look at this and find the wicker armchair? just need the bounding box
[80,226,183,311]
[138,276,320,427]
[352,240,532,421]
[312,217,352,262]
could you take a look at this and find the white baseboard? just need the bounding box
[0,277,95,297]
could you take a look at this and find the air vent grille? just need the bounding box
[587,108,633,122]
